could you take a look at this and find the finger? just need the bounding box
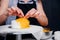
[24,13,30,18]
[25,8,36,18]
[26,8,36,16]
[29,10,37,17]
[11,7,19,16]
[8,8,13,15]
[33,11,40,18]
[16,7,24,17]
[17,14,23,18]
[11,7,16,12]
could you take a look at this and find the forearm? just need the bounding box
[36,14,48,26]
[36,1,48,26]
[0,0,9,25]
[0,14,8,25]
[0,10,9,25]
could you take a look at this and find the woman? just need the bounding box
[0,0,48,40]
[0,0,48,26]
[8,0,48,26]
[7,0,48,39]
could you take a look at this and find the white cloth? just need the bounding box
[32,30,43,40]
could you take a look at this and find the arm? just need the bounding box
[36,0,48,26]
[0,0,9,25]
[24,1,48,26]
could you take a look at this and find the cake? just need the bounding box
[43,28,50,32]
[11,18,30,29]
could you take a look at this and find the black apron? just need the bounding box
[17,0,40,26]
[17,0,38,39]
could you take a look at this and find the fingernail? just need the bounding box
[24,16,26,18]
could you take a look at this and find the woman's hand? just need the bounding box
[25,8,48,26]
[24,8,40,18]
[8,6,24,17]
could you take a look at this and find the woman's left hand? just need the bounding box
[24,8,40,18]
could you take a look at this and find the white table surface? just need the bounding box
[0,25,43,33]
[0,25,44,40]
[0,25,55,40]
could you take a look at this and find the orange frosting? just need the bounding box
[16,18,30,29]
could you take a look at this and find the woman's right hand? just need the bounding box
[8,6,24,17]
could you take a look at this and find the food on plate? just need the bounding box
[11,18,30,29]
[16,18,30,29]
[43,28,50,32]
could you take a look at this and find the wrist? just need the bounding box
[4,13,9,17]
[0,11,9,17]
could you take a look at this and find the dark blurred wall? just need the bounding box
[42,0,60,31]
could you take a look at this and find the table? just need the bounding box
[0,25,44,40]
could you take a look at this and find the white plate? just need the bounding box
[0,25,43,34]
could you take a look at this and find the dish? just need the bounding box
[11,18,30,29]
[0,25,43,34]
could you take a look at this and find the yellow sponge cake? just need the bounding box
[11,18,30,29]
[16,18,30,29]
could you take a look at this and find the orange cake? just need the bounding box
[43,28,50,32]
[16,18,30,29]
[11,17,30,29]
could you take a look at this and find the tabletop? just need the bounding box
[0,25,44,40]
[0,25,60,40]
